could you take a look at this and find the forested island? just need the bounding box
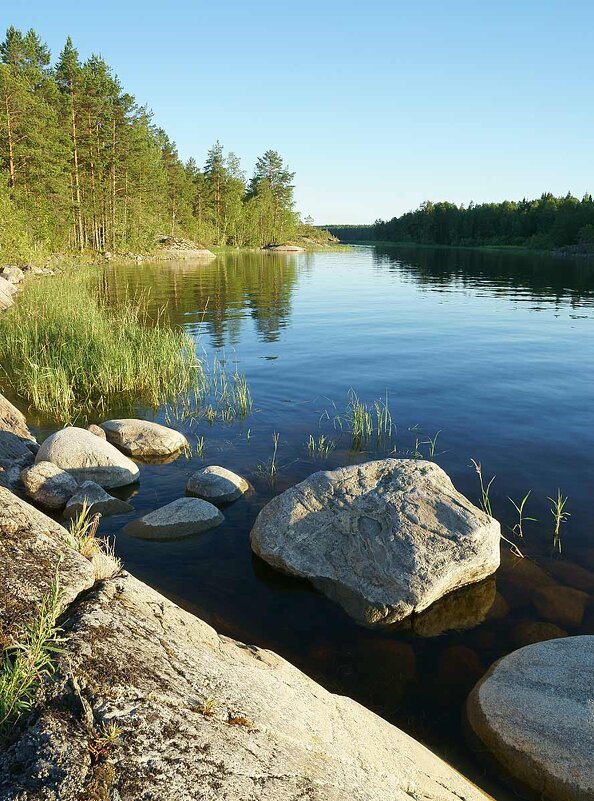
[0,26,329,262]
[328,193,594,251]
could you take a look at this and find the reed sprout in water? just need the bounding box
[508,491,536,540]
[548,489,570,554]
[471,459,495,518]
[307,433,335,458]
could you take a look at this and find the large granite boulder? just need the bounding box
[100,418,188,458]
[21,461,78,509]
[36,426,139,488]
[186,465,249,505]
[0,566,491,801]
[250,459,501,626]
[124,497,223,540]
[64,480,134,519]
[0,487,95,646]
[0,276,15,310]
[0,392,37,490]
[467,636,594,800]
[1,265,25,285]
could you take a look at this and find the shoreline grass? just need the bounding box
[0,267,201,423]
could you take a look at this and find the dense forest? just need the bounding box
[0,26,311,261]
[328,194,594,249]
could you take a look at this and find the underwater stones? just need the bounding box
[64,480,134,519]
[467,636,594,801]
[100,418,188,458]
[532,585,589,628]
[36,426,139,488]
[21,461,77,510]
[186,465,248,505]
[123,497,223,540]
[511,621,567,649]
[250,459,501,627]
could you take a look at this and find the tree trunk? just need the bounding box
[4,90,16,192]
[69,85,84,251]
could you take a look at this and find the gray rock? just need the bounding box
[124,497,223,540]
[467,636,594,801]
[0,276,15,310]
[64,480,134,519]
[100,418,188,457]
[36,426,140,488]
[265,244,306,252]
[0,392,37,490]
[0,487,95,644]
[250,459,501,626]
[186,465,248,505]
[1,265,24,284]
[86,423,106,439]
[21,461,78,510]
[0,567,491,801]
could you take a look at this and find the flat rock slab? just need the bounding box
[467,636,594,800]
[124,497,223,540]
[186,465,248,505]
[0,569,492,801]
[64,480,134,519]
[36,426,139,488]
[21,461,78,509]
[250,459,501,626]
[100,418,188,458]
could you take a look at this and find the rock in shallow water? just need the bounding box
[124,496,223,540]
[467,636,594,801]
[21,461,78,509]
[36,426,139,488]
[186,465,248,505]
[250,459,501,626]
[100,418,188,457]
[64,480,134,519]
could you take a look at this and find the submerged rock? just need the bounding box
[36,426,140,488]
[21,461,78,510]
[511,621,567,648]
[124,497,223,540]
[186,465,248,505]
[64,480,134,519]
[250,459,501,626]
[467,636,594,801]
[532,585,589,628]
[100,418,188,458]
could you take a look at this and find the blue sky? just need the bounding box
[7,1,594,223]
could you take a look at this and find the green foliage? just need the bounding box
[0,266,201,421]
[0,27,299,260]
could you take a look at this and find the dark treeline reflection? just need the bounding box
[372,244,594,306]
[101,252,311,347]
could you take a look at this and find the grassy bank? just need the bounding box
[0,267,201,423]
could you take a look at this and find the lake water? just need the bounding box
[32,245,594,797]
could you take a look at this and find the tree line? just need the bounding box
[328,194,594,249]
[0,26,305,260]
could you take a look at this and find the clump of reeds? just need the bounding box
[0,267,201,422]
[307,433,335,458]
[548,489,570,553]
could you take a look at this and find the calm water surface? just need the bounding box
[33,245,594,798]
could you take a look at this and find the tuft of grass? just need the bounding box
[89,721,122,764]
[307,433,335,458]
[471,459,495,518]
[66,503,122,580]
[195,436,205,458]
[373,394,393,439]
[548,489,570,554]
[270,432,280,480]
[0,267,201,423]
[508,491,536,540]
[232,372,253,417]
[0,578,66,737]
[199,697,217,717]
[346,391,373,448]
[422,430,442,459]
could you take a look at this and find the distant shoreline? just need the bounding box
[335,240,594,260]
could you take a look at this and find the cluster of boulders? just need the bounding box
[0,263,56,312]
[155,235,216,261]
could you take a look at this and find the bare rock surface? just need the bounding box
[86,423,106,439]
[0,276,15,310]
[0,566,492,801]
[64,480,134,519]
[0,487,95,646]
[155,235,216,260]
[0,392,37,489]
[100,418,188,457]
[21,461,78,509]
[467,636,594,801]
[124,496,223,540]
[187,464,249,505]
[265,244,306,252]
[0,265,25,284]
[251,459,501,626]
[36,426,140,488]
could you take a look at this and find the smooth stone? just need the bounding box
[467,636,594,801]
[532,586,589,628]
[511,621,567,648]
[539,559,594,593]
[186,465,248,505]
[250,459,501,627]
[100,418,188,457]
[1,265,24,284]
[21,461,78,510]
[64,480,134,519]
[36,426,140,488]
[87,423,107,440]
[124,497,223,540]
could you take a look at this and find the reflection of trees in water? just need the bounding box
[372,245,594,307]
[102,252,307,347]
